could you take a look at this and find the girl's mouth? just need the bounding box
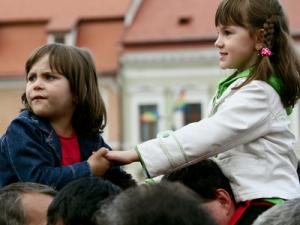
[32,96,46,101]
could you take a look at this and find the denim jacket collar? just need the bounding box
[27,110,62,161]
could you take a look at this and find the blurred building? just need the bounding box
[0,0,132,149]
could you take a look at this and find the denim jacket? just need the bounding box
[0,110,113,190]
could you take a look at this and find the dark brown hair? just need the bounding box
[22,43,107,135]
[215,0,300,108]
[95,182,217,225]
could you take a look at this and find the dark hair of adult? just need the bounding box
[163,159,235,204]
[47,177,121,225]
[103,167,137,190]
[95,182,218,225]
[253,198,300,225]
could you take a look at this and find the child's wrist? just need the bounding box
[130,149,139,162]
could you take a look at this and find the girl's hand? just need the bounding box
[87,148,111,177]
[105,149,139,165]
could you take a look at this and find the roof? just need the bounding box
[0,0,132,32]
[123,0,300,45]
[283,0,300,35]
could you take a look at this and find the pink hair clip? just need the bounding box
[260,47,272,57]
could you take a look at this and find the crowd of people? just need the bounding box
[1,0,300,224]
[1,164,300,225]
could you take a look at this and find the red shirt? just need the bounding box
[59,133,81,166]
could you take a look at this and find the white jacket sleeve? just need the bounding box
[137,81,274,177]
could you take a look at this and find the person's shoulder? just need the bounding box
[6,110,45,134]
[10,110,38,125]
[248,80,280,99]
[97,132,111,149]
[0,111,36,143]
[78,131,111,149]
[234,79,276,94]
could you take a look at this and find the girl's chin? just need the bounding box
[31,109,48,117]
[219,63,236,70]
[219,64,229,70]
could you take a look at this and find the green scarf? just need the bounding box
[213,68,292,115]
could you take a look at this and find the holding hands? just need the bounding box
[87,148,139,177]
[87,148,112,176]
[105,149,139,165]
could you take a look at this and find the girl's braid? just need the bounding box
[263,17,276,49]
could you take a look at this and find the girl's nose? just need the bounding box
[214,35,223,48]
[32,77,44,90]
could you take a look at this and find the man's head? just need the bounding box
[0,182,56,225]
[95,182,218,225]
[163,159,236,225]
[253,198,300,225]
[47,177,121,225]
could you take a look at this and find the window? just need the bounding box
[173,102,202,129]
[178,16,192,26]
[184,103,201,125]
[172,89,203,129]
[128,86,164,148]
[53,34,66,44]
[47,29,77,46]
[139,104,158,142]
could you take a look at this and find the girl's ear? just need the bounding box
[255,28,265,50]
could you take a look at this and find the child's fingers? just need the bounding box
[105,151,130,164]
[99,147,109,154]
[104,151,118,161]
[105,150,138,164]
[94,148,109,157]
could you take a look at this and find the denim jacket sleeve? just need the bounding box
[0,114,92,190]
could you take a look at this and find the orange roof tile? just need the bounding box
[0,0,131,31]
[123,0,300,44]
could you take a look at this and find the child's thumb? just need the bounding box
[95,147,109,157]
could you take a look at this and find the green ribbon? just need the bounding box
[213,68,292,115]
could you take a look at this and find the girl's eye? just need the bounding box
[27,74,36,82]
[224,30,231,35]
[46,74,56,80]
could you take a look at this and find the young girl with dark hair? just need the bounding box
[0,43,117,190]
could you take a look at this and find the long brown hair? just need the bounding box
[215,0,300,108]
[23,43,107,135]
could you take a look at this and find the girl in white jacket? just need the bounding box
[106,0,300,223]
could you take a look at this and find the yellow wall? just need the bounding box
[0,89,24,134]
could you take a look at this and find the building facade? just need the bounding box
[0,0,132,149]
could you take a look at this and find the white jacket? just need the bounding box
[137,78,300,202]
